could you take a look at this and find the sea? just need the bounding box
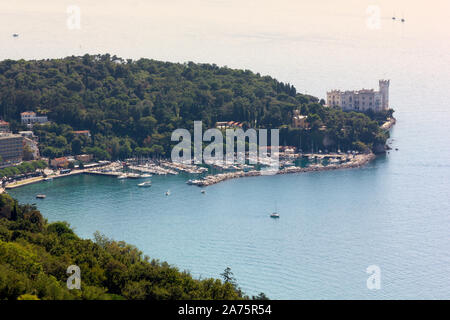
[3,0,450,299]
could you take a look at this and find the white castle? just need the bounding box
[326,80,390,112]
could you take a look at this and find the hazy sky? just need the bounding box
[2,0,449,57]
[1,0,449,97]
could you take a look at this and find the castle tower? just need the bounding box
[379,80,390,110]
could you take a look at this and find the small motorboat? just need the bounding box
[165,190,171,196]
[201,190,206,194]
[36,194,46,199]
[44,177,53,181]
[117,174,127,179]
[140,174,152,178]
[270,202,280,218]
[138,181,152,187]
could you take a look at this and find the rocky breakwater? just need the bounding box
[191,170,261,186]
[189,153,376,187]
[278,153,375,175]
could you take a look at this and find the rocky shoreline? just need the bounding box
[381,117,396,131]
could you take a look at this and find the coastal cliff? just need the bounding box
[374,117,397,153]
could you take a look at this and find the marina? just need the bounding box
[128,164,178,175]
[1,151,375,192]
[186,153,375,187]
[160,160,208,174]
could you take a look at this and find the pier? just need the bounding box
[188,153,375,187]
[4,168,85,189]
[128,160,208,175]
[85,170,123,177]
[159,160,208,174]
[128,164,178,175]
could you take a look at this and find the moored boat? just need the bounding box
[270,202,279,218]
[138,181,152,187]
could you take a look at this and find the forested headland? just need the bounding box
[0,55,392,160]
[0,193,261,300]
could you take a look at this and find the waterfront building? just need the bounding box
[76,154,93,163]
[50,157,69,168]
[326,80,390,112]
[20,111,49,125]
[0,133,23,164]
[0,120,10,133]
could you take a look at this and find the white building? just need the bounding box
[0,120,10,133]
[326,80,389,112]
[21,111,48,125]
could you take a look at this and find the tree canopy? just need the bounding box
[0,55,390,159]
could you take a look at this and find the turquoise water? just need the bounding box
[4,1,450,299]
[9,109,450,299]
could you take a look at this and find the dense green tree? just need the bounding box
[221,267,237,287]
[71,138,82,155]
[0,55,390,160]
[0,161,48,179]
